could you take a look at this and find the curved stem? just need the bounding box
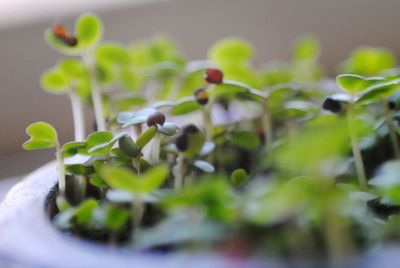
[83,54,106,132]
[346,106,367,190]
[383,99,400,159]
[68,89,85,141]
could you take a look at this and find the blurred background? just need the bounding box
[1,0,400,182]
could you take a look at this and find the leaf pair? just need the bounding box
[23,122,58,150]
[100,164,170,194]
[45,13,103,56]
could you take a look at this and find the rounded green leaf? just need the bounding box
[105,205,130,231]
[230,169,249,187]
[62,141,86,157]
[96,43,130,65]
[171,97,202,116]
[231,130,260,150]
[58,59,85,79]
[355,79,400,104]
[23,122,58,150]
[75,199,98,225]
[292,35,320,63]
[208,38,253,64]
[336,74,365,94]
[100,164,169,194]
[337,74,385,95]
[76,13,103,47]
[41,69,68,94]
[342,47,396,76]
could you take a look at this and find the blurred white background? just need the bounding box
[1,0,400,179]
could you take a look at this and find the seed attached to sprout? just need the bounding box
[146,111,166,127]
[183,124,199,134]
[64,36,78,46]
[205,68,223,84]
[52,24,78,47]
[53,24,67,39]
[194,87,209,105]
[175,133,188,152]
[322,97,341,113]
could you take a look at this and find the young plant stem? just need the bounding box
[132,196,144,233]
[203,104,213,141]
[346,106,367,190]
[261,99,273,156]
[383,99,400,159]
[174,155,185,191]
[55,143,66,198]
[83,54,107,132]
[68,88,85,141]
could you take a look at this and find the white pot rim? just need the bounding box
[0,162,269,268]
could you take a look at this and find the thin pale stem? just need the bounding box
[132,196,144,233]
[202,105,213,141]
[83,54,106,132]
[261,99,273,156]
[55,143,66,198]
[346,106,367,190]
[174,155,185,191]
[68,89,85,141]
[383,99,400,159]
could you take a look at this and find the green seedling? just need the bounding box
[29,12,400,260]
[100,164,169,232]
[41,59,88,141]
[23,122,66,196]
[46,13,107,131]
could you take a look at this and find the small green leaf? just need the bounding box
[118,135,140,157]
[136,126,157,149]
[230,169,249,187]
[96,43,130,65]
[85,132,120,156]
[41,69,68,94]
[336,74,384,95]
[171,97,202,116]
[208,38,253,64]
[231,130,260,150]
[65,164,94,175]
[292,35,320,63]
[62,141,86,157]
[158,122,179,136]
[193,160,215,173]
[105,205,130,231]
[100,164,169,194]
[58,59,84,79]
[75,199,98,225]
[341,47,396,76]
[76,13,103,47]
[23,122,58,150]
[355,79,400,104]
[89,176,108,189]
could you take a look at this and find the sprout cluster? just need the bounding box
[23,13,400,264]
